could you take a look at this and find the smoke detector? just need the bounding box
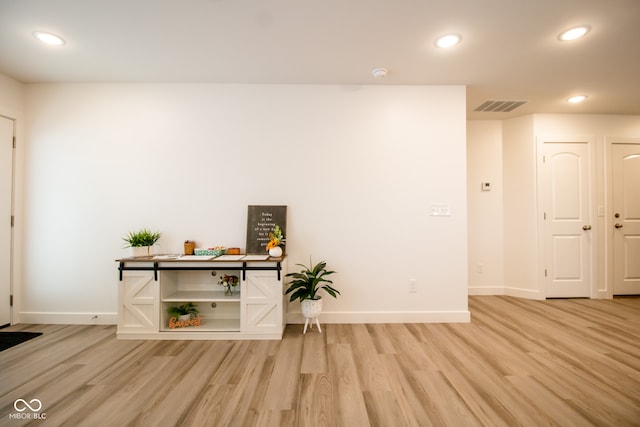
[372,68,388,79]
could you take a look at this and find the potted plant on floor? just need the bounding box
[285,258,339,334]
[122,228,162,257]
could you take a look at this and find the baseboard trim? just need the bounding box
[468,286,505,295]
[20,310,471,326]
[19,312,117,325]
[504,287,544,300]
[468,286,544,300]
[287,310,470,324]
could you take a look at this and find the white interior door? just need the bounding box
[542,142,593,298]
[0,116,14,326]
[612,143,640,295]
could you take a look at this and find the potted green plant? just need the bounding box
[285,258,339,334]
[122,228,161,257]
[167,302,199,322]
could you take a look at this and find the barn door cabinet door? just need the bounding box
[118,270,159,334]
[241,268,284,333]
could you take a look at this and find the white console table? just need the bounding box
[116,256,286,340]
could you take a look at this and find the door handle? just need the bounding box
[615,223,623,229]
[582,225,592,230]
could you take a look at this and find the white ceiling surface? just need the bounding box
[1,0,639,119]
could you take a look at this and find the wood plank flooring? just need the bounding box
[1,296,639,426]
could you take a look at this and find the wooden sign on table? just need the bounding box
[246,205,287,254]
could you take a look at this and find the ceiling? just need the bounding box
[1,0,639,119]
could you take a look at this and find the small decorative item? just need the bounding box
[246,205,287,254]
[194,246,226,256]
[209,246,226,257]
[266,225,285,257]
[167,303,200,329]
[184,240,195,255]
[218,274,239,296]
[122,228,162,257]
[285,258,339,334]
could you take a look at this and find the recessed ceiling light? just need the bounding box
[435,34,461,48]
[558,25,590,41]
[33,31,65,46]
[567,95,588,104]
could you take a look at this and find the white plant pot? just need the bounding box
[268,246,283,257]
[301,298,323,319]
[130,245,155,258]
[179,314,191,322]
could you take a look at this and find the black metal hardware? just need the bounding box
[118,260,282,281]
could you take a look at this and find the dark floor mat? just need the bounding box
[0,332,43,351]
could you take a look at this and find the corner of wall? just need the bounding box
[0,73,25,325]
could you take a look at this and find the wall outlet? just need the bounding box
[409,279,417,293]
[477,263,484,273]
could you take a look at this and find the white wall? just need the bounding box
[0,74,24,323]
[20,83,470,324]
[466,121,504,293]
[0,74,23,116]
[501,115,542,298]
[533,114,640,136]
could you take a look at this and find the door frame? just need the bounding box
[605,137,640,297]
[536,135,598,299]
[0,114,16,326]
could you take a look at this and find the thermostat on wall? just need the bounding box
[481,182,491,191]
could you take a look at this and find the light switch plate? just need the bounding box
[430,204,451,216]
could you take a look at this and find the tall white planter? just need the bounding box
[300,298,323,334]
[301,298,322,318]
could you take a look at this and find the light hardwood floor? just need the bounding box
[1,296,639,426]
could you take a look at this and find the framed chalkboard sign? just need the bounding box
[246,205,287,254]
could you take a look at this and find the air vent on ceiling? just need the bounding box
[474,99,527,113]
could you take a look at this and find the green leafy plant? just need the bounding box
[122,228,162,247]
[167,302,199,318]
[285,258,339,302]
